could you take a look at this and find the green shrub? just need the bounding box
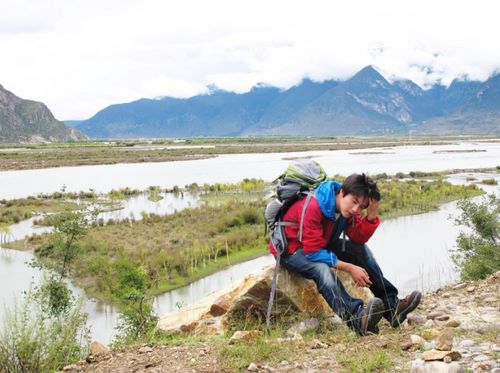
[451,194,500,280]
[0,279,89,372]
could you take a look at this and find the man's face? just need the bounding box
[337,190,369,218]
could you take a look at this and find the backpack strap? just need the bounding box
[298,192,314,242]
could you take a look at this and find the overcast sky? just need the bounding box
[1,0,499,120]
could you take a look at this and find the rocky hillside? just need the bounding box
[67,270,500,373]
[73,66,500,138]
[0,84,86,143]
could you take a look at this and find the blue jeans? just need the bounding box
[281,242,399,330]
[281,248,365,331]
[329,240,399,321]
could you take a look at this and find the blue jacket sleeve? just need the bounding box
[304,249,338,267]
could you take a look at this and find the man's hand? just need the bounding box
[366,198,379,221]
[349,264,372,287]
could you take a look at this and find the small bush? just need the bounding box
[0,279,89,372]
[451,194,500,280]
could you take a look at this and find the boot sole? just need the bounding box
[391,290,422,327]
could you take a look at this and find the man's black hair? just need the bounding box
[340,173,381,201]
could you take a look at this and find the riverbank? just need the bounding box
[1,136,498,171]
[67,271,500,373]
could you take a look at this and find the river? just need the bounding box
[0,141,499,344]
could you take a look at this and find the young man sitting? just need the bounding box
[269,173,421,335]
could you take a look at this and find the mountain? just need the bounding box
[416,73,500,135]
[0,84,87,143]
[76,86,282,138]
[74,66,500,138]
[252,66,442,136]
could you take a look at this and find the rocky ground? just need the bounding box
[66,272,499,373]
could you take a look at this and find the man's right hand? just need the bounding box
[349,264,372,287]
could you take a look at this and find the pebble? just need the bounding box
[466,286,476,292]
[286,318,319,336]
[139,346,153,353]
[408,314,427,325]
[436,315,450,321]
[410,359,465,373]
[247,362,259,372]
[477,323,500,334]
[424,320,435,328]
[427,311,444,320]
[453,283,467,290]
[484,296,497,303]
[435,328,454,351]
[421,328,441,340]
[279,360,289,366]
[445,319,460,327]
[473,354,490,362]
[458,339,475,348]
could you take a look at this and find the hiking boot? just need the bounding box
[390,290,422,327]
[359,297,385,336]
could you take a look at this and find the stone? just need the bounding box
[309,339,328,349]
[62,364,81,373]
[421,328,441,340]
[421,349,461,362]
[483,296,497,303]
[466,286,476,292]
[410,359,464,373]
[139,346,153,353]
[327,314,343,325]
[411,335,427,346]
[157,265,343,336]
[427,311,444,320]
[247,362,259,372]
[458,339,475,348]
[445,319,460,328]
[436,315,450,321]
[423,320,435,328]
[407,314,427,325]
[209,294,231,316]
[89,341,109,356]
[453,283,467,290]
[401,335,426,350]
[435,328,454,351]
[276,332,304,344]
[472,354,490,362]
[229,330,262,344]
[286,318,319,336]
[477,323,500,334]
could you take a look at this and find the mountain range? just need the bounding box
[0,84,86,143]
[71,66,500,138]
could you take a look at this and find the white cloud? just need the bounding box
[0,0,499,119]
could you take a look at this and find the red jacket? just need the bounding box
[269,196,380,257]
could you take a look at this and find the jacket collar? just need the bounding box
[315,180,342,220]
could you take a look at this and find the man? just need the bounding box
[269,173,421,335]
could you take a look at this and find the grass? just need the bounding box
[336,350,393,372]
[0,197,78,225]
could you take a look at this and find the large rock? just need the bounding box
[411,359,465,373]
[157,265,369,335]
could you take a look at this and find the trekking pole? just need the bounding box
[265,249,281,332]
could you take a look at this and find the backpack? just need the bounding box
[264,159,327,329]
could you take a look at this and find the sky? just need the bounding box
[1,0,500,120]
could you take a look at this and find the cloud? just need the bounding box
[0,0,499,119]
